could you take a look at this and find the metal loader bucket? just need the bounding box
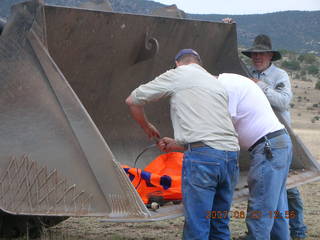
[43,3,320,205]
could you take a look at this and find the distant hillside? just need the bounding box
[1,0,320,54]
[109,0,163,14]
[188,11,320,54]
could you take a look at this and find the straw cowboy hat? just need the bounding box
[241,34,282,61]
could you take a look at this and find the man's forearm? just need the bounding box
[125,95,160,139]
[125,95,149,128]
[128,104,150,129]
[256,81,292,111]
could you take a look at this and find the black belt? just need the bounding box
[248,129,287,152]
[186,141,207,150]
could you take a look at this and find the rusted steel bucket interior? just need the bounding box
[0,0,319,223]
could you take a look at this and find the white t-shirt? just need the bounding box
[130,64,239,151]
[218,73,284,150]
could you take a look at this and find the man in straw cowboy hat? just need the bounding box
[242,34,307,239]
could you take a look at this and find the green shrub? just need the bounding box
[311,116,320,123]
[281,60,300,71]
[298,53,317,64]
[307,65,319,75]
[315,80,320,90]
[279,49,290,55]
[301,76,307,81]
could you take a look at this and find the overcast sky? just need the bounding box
[154,0,320,14]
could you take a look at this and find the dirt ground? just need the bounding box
[39,78,320,239]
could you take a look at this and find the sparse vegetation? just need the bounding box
[306,65,319,75]
[274,51,320,87]
[281,60,300,71]
[315,80,320,90]
[298,53,317,64]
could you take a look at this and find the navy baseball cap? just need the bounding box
[174,49,201,62]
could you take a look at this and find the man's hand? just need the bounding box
[141,122,160,140]
[158,137,185,152]
[222,18,235,24]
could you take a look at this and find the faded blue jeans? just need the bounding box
[182,146,239,240]
[287,187,307,238]
[246,132,292,240]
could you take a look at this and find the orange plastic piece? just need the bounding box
[122,152,183,204]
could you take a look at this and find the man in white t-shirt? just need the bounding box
[219,73,292,240]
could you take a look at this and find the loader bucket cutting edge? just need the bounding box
[0,0,319,226]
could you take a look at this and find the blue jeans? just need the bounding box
[287,187,307,238]
[246,133,292,240]
[182,146,239,240]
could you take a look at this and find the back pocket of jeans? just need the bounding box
[190,160,220,189]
